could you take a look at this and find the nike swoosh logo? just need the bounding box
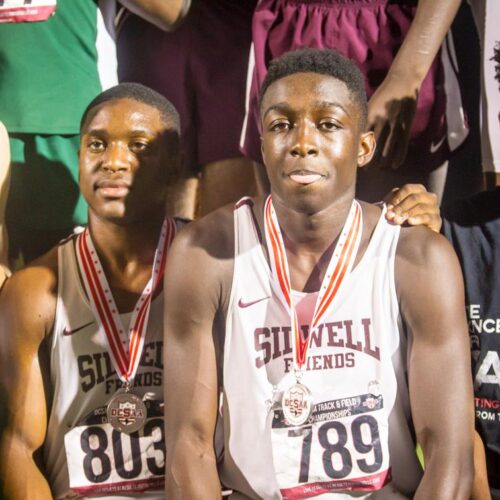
[429,135,446,154]
[63,321,94,336]
[238,296,270,308]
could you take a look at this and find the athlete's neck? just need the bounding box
[86,211,165,298]
[271,192,354,255]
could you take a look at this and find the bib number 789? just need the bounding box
[292,414,383,483]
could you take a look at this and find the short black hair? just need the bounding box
[493,42,500,91]
[80,82,180,133]
[260,48,368,129]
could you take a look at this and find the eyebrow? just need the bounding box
[317,100,351,117]
[262,100,351,119]
[83,127,156,137]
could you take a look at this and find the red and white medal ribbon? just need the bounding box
[76,218,176,385]
[264,196,362,374]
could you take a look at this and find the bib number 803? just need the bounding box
[79,418,164,483]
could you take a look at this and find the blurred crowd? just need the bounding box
[0,0,497,269]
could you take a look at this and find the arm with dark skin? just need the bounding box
[164,207,234,499]
[0,249,57,499]
[118,0,191,31]
[471,431,491,500]
[387,186,491,499]
[368,0,461,170]
[396,228,474,498]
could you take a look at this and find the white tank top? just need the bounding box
[44,235,167,499]
[221,199,423,499]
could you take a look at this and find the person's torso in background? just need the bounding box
[0,0,117,134]
[442,187,500,499]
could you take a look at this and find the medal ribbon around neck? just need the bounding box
[76,217,176,385]
[264,195,362,372]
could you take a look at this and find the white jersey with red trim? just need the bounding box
[43,222,183,499]
[220,198,423,499]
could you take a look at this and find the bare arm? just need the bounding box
[368,0,461,169]
[397,229,474,499]
[118,0,191,31]
[471,431,491,500]
[164,211,233,499]
[0,253,57,499]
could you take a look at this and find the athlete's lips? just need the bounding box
[96,179,131,197]
[287,170,324,185]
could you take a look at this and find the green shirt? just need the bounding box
[0,0,102,134]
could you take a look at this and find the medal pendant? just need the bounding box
[281,383,313,426]
[107,391,147,434]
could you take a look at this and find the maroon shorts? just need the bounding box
[241,0,467,175]
[117,0,257,177]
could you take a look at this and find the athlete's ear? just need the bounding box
[357,131,376,169]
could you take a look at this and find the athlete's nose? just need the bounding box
[290,121,319,158]
[102,142,130,172]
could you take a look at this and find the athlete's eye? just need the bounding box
[318,120,340,131]
[130,141,149,153]
[270,121,291,132]
[88,140,105,152]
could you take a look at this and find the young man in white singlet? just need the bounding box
[164,49,474,499]
[0,83,183,499]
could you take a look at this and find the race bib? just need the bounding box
[0,0,56,23]
[64,400,165,496]
[271,392,391,498]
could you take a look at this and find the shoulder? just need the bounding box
[167,202,239,310]
[172,202,236,261]
[0,245,59,339]
[395,225,461,290]
[396,224,457,268]
[394,225,465,321]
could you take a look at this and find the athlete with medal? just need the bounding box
[0,83,183,498]
[164,48,474,498]
[265,195,362,428]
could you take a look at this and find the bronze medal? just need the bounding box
[282,383,313,426]
[107,391,147,434]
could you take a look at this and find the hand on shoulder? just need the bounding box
[384,184,441,233]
